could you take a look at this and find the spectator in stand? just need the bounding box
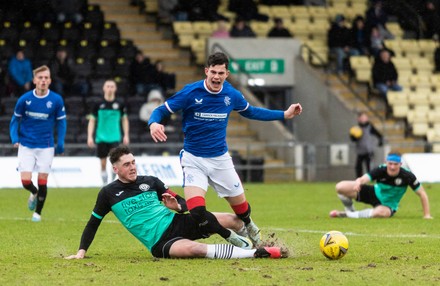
[328,14,360,74]
[230,17,256,38]
[8,50,33,96]
[267,18,293,38]
[365,0,394,39]
[158,0,178,23]
[139,89,165,123]
[152,60,176,95]
[211,20,231,38]
[421,0,440,39]
[372,49,402,108]
[351,16,370,55]
[228,0,269,22]
[130,51,159,97]
[51,0,85,24]
[369,25,385,57]
[49,48,75,95]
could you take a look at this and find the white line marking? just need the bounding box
[2,217,438,239]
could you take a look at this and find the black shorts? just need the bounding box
[151,214,204,258]
[96,142,119,158]
[357,185,395,216]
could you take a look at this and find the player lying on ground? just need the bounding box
[330,152,432,219]
[66,145,287,259]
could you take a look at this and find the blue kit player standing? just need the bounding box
[148,52,302,249]
[9,65,67,222]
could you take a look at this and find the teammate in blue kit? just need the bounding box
[10,65,67,222]
[148,52,302,249]
[65,145,285,259]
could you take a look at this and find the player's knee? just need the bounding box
[189,206,207,224]
[21,179,32,188]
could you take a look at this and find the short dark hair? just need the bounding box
[109,145,132,164]
[206,52,229,70]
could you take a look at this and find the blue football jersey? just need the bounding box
[149,80,284,157]
[10,89,66,148]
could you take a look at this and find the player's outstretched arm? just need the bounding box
[284,103,303,119]
[416,187,433,219]
[149,122,167,143]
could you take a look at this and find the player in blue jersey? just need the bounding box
[148,52,302,249]
[9,65,67,222]
[65,145,286,260]
[330,152,432,219]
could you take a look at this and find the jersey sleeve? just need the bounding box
[407,172,421,191]
[56,96,67,120]
[91,188,112,219]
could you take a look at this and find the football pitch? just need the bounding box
[1,182,439,285]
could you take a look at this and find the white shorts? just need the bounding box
[17,144,54,173]
[180,150,244,198]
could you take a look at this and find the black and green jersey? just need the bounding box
[368,164,421,211]
[91,176,175,251]
[91,99,127,143]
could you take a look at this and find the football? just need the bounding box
[319,231,349,260]
[349,126,363,139]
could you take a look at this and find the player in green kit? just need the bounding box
[87,79,130,185]
[330,152,432,219]
[65,145,286,259]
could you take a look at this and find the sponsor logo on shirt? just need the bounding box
[25,111,49,120]
[194,112,227,119]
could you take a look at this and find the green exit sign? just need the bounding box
[230,59,284,74]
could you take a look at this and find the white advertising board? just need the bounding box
[402,153,440,183]
[0,156,183,188]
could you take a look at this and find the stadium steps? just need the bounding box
[321,72,425,153]
[88,0,200,90]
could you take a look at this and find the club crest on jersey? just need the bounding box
[195,98,203,104]
[46,101,53,109]
[394,178,402,185]
[224,96,231,106]
[112,102,119,109]
[139,184,150,191]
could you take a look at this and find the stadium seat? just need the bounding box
[61,22,81,42]
[113,57,131,78]
[192,21,214,39]
[40,21,61,42]
[34,39,57,61]
[75,39,97,60]
[18,21,41,44]
[84,4,104,27]
[172,21,194,48]
[0,21,19,43]
[101,21,120,44]
[97,40,118,60]
[94,57,113,78]
[81,22,102,45]
[64,96,86,117]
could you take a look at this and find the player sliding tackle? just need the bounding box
[66,145,287,260]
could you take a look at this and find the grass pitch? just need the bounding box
[0,182,439,285]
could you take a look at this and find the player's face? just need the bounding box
[113,153,137,183]
[386,161,401,177]
[103,81,117,95]
[204,64,229,92]
[33,70,51,92]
